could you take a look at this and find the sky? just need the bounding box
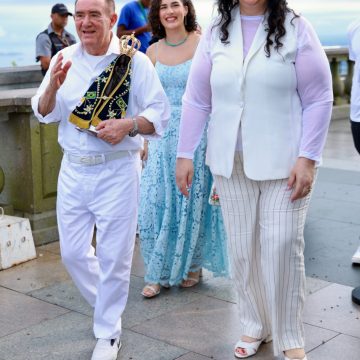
[0,0,359,67]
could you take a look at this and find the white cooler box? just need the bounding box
[0,215,37,270]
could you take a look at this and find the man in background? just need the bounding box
[348,17,360,306]
[348,18,360,265]
[116,0,151,53]
[35,3,76,75]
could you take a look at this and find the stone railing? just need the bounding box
[0,65,43,90]
[324,46,352,106]
[0,87,62,245]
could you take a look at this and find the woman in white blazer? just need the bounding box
[175,0,333,359]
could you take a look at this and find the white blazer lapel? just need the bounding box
[226,7,244,76]
[243,14,268,74]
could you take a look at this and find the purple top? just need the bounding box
[177,15,333,162]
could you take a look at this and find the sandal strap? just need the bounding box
[181,276,200,288]
[185,277,199,283]
[142,285,160,296]
[234,339,263,357]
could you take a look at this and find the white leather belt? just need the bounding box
[64,150,134,166]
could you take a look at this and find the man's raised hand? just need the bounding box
[49,53,72,91]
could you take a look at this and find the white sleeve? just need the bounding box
[177,25,213,159]
[296,16,333,162]
[347,19,360,61]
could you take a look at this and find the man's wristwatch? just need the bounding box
[128,117,139,137]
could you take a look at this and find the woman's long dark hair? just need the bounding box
[149,0,197,39]
[149,0,198,39]
[216,0,298,56]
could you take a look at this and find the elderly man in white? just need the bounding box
[31,0,170,359]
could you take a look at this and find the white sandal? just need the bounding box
[234,336,272,359]
[180,276,200,288]
[284,356,307,360]
[180,269,202,288]
[141,284,160,298]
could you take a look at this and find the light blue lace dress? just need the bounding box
[138,60,229,286]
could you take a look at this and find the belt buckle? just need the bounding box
[94,154,105,165]
[80,156,91,165]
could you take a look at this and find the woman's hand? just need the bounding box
[176,158,194,197]
[141,140,149,161]
[287,157,316,202]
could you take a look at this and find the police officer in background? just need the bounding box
[36,3,76,75]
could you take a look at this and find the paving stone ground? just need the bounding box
[0,118,359,360]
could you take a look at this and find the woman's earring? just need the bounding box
[184,16,187,26]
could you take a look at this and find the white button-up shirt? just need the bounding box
[32,34,170,155]
[348,18,360,123]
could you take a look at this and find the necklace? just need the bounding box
[164,34,189,47]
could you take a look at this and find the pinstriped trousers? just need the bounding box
[214,153,314,356]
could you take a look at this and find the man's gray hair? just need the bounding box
[74,0,115,14]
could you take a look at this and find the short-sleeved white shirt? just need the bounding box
[348,19,360,122]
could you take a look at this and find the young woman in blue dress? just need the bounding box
[138,0,229,298]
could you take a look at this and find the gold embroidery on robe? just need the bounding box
[69,34,141,129]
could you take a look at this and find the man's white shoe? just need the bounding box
[352,246,360,264]
[91,338,122,360]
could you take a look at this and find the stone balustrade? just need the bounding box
[0,85,61,245]
[0,65,43,90]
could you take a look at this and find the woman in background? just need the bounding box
[138,0,229,298]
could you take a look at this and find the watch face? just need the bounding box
[128,129,139,137]
[129,128,139,137]
[129,118,139,137]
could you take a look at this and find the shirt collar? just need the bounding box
[48,23,55,34]
[76,32,121,57]
[107,33,121,55]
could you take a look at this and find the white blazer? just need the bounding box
[206,7,302,180]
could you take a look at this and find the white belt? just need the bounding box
[64,150,134,166]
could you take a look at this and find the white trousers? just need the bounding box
[57,151,141,339]
[214,154,314,356]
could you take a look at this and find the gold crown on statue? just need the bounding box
[120,33,141,58]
